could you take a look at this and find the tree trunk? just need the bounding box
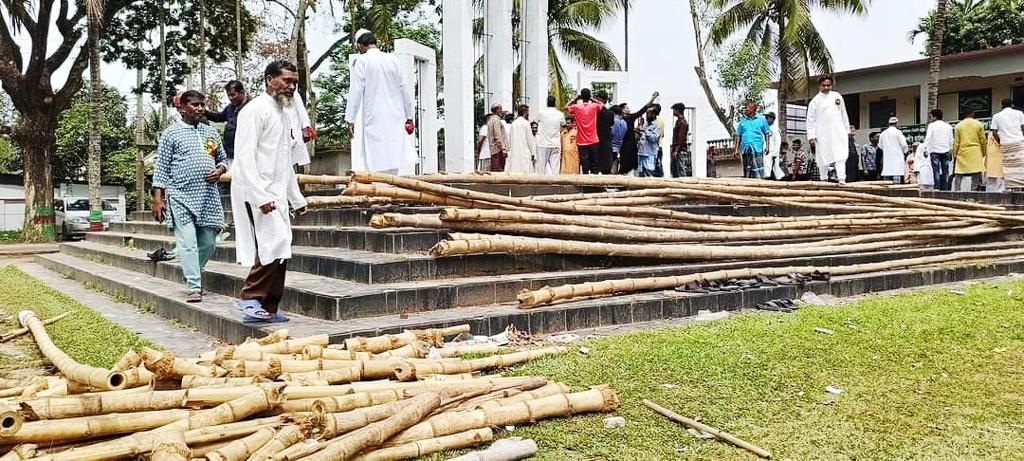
[777,15,789,141]
[689,0,733,137]
[927,0,947,110]
[234,0,243,79]
[88,16,103,232]
[199,0,207,91]
[291,0,309,101]
[14,116,58,242]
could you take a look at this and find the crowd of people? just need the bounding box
[474,90,695,178]
[736,75,1024,192]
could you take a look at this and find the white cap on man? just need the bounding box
[355,28,372,42]
[888,116,899,125]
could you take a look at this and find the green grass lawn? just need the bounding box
[0,265,154,374]
[509,280,1024,460]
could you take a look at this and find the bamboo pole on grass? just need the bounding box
[388,387,618,445]
[205,426,277,461]
[353,428,493,461]
[518,245,1024,307]
[147,431,189,461]
[344,325,469,353]
[18,311,125,391]
[0,312,70,343]
[644,399,771,459]
[141,348,222,379]
[302,392,443,461]
[0,409,191,444]
[393,347,568,380]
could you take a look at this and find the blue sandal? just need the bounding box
[243,313,290,324]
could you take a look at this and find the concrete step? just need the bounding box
[60,234,1024,321]
[108,222,445,254]
[37,247,1024,343]
[85,231,673,284]
[35,252,336,344]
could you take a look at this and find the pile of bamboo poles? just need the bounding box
[326,172,1024,307]
[0,321,617,460]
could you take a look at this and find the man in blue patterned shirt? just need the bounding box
[152,90,229,303]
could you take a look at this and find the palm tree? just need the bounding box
[86,0,104,232]
[707,0,868,138]
[927,0,948,110]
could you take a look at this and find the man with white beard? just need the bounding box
[807,75,852,184]
[345,30,415,174]
[231,60,308,323]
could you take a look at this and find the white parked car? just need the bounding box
[55,198,119,240]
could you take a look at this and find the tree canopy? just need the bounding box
[910,0,1024,55]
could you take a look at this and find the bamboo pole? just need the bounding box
[305,196,394,208]
[456,382,570,411]
[0,408,191,444]
[110,350,141,372]
[519,245,1024,307]
[432,234,927,260]
[219,173,350,186]
[204,426,276,461]
[388,387,618,445]
[302,346,371,361]
[0,409,22,437]
[394,347,568,380]
[644,399,771,459]
[344,325,469,353]
[18,311,125,391]
[0,444,37,461]
[142,348,222,379]
[212,346,304,363]
[369,341,429,359]
[248,424,309,461]
[302,392,443,461]
[0,312,70,343]
[343,182,509,210]
[32,387,284,461]
[436,343,502,358]
[180,376,267,388]
[147,430,188,461]
[256,335,330,354]
[353,428,493,461]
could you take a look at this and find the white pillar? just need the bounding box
[485,0,513,112]
[522,0,549,109]
[919,84,929,125]
[442,0,474,173]
[395,38,439,174]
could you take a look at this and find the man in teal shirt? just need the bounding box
[733,103,772,178]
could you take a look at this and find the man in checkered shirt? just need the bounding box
[152,90,229,303]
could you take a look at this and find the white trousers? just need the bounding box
[817,158,847,182]
[538,146,561,175]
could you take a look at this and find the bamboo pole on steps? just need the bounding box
[349,172,1023,225]
[18,311,125,391]
[518,245,1024,307]
[305,196,393,208]
[343,182,511,210]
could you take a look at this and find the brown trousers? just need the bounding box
[240,203,288,313]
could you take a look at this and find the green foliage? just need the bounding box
[510,279,1024,459]
[0,231,22,244]
[0,266,157,370]
[715,39,771,118]
[910,0,1024,55]
[54,85,132,183]
[708,0,868,96]
[103,0,260,103]
[0,137,20,174]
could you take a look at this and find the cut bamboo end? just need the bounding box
[0,410,23,436]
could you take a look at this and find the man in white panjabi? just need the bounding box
[506,104,537,173]
[764,112,785,180]
[991,98,1024,190]
[806,75,852,184]
[879,116,910,184]
[345,30,415,174]
[535,95,564,174]
[232,60,308,323]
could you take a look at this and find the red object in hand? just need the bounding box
[405,120,416,135]
[303,126,317,141]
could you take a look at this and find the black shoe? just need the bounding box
[147,247,173,262]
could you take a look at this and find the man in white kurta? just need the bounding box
[232,60,308,323]
[345,30,415,174]
[806,76,852,183]
[764,112,785,180]
[879,117,910,184]
[506,105,537,173]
